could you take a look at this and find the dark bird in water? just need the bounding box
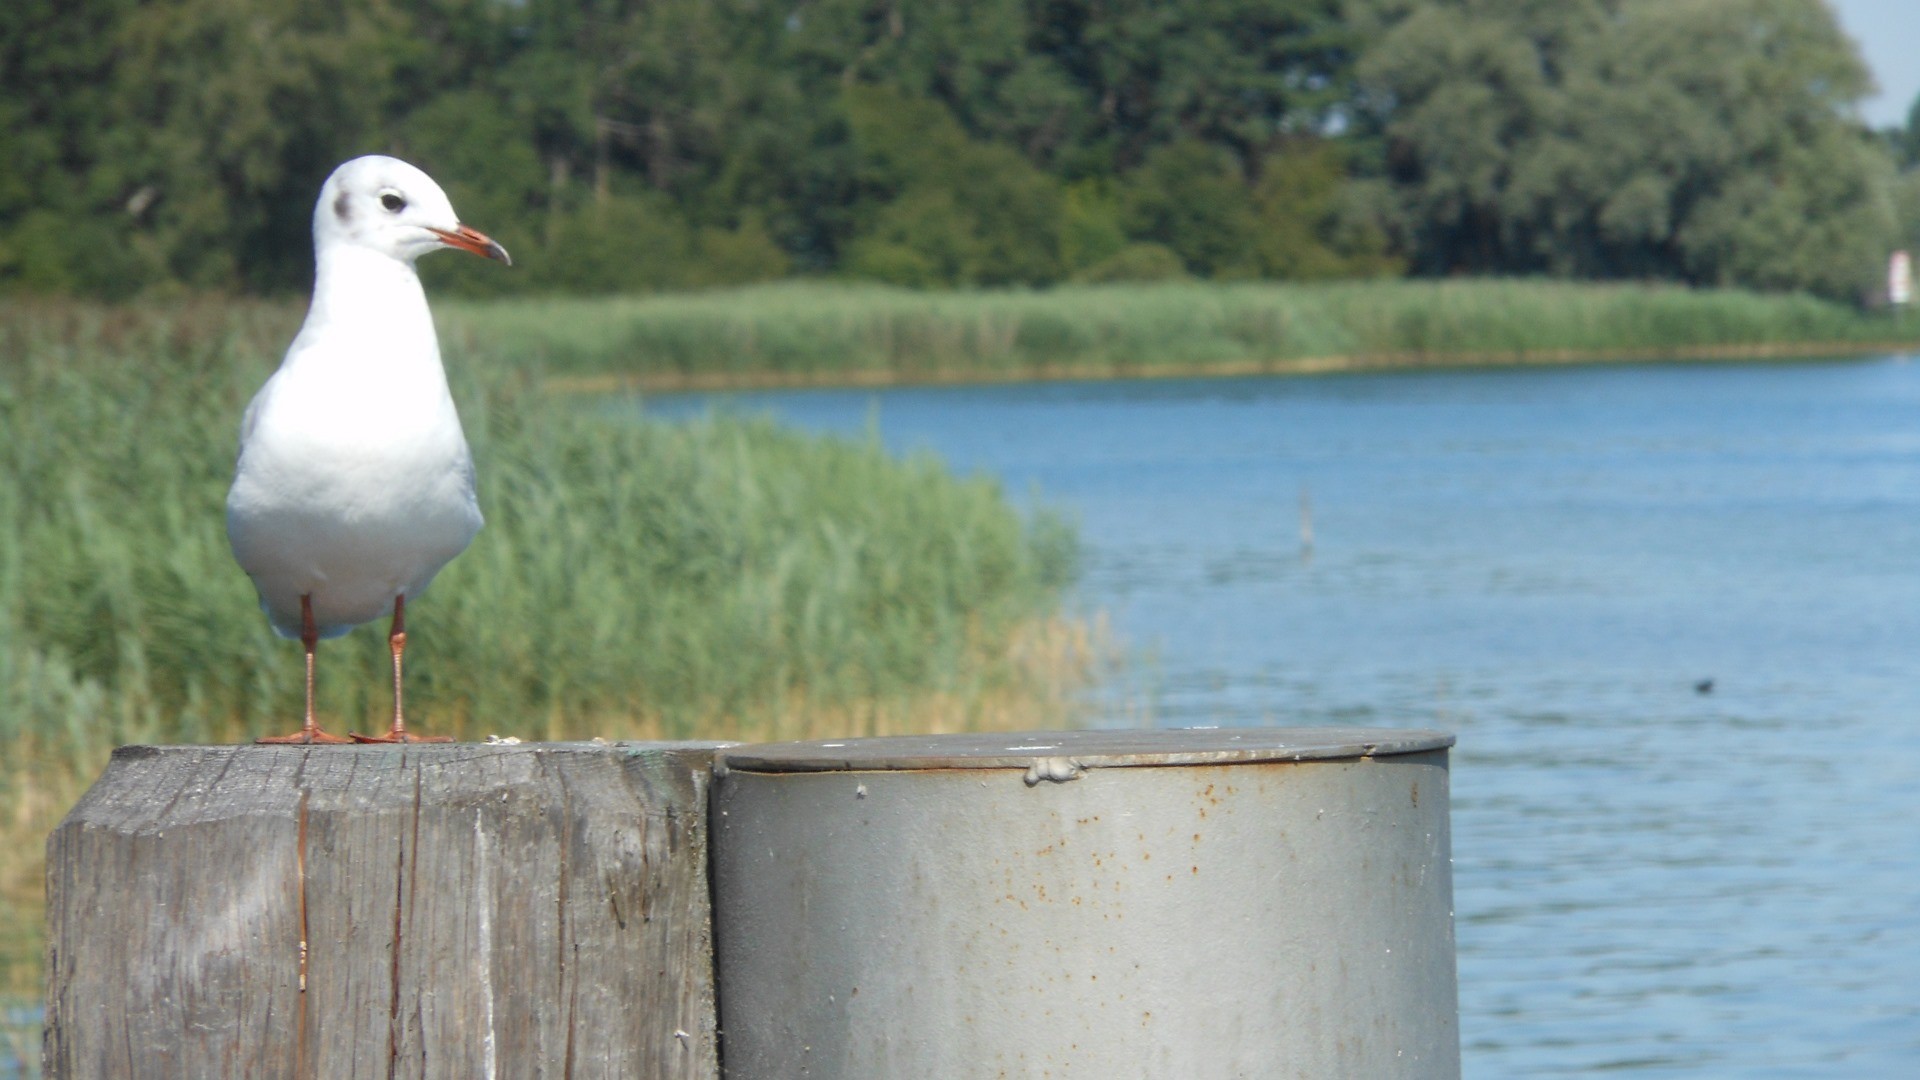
[1694,678,1715,695]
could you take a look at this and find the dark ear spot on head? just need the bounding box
[333,191,353,223]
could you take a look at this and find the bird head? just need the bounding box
[312,155,511,267]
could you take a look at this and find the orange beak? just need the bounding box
[429,224,512,266]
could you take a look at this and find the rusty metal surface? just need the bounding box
[714,726,1454,774]
[711,732,1459,1079]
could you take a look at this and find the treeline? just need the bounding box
[2,0,1914,301]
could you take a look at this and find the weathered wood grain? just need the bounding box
[45,742,725,1080]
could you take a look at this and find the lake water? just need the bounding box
[642,358,1920,1077]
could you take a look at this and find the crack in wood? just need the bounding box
[386,766,420,1077]
[554,754,578,1080]
[295,786,310,1079]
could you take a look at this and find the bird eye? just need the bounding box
[380,192,406,213]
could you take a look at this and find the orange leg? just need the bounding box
[353,595,451,743]
[258,595,352,745]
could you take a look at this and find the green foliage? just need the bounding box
[841,88,1065,287]
[1887,94,1920,171]
[1359,0,1894,299]
[0,0,164,297]
[0,0,1903,299]
[1893,171,1920,263]
[1072,244,1192,285]
[542,196,696,294]
[1059,182,1129,274]
[1251,144,1403,280]
[1122,141,1261,278]
[107,0,405,292]
[691,214,795,288]
[1115,138,1402,280]
[0,0,1380,297]
[445,279,1920,385]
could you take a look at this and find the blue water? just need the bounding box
[642,358,1920,1077]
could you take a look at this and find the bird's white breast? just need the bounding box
[226,256,482,637]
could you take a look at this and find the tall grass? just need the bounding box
[0,297,1084,995]
[442,279,1920,386]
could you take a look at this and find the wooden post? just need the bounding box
[44,742,725,1079]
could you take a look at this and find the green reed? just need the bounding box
[442,278,1917,382]
[2,296,1079,745]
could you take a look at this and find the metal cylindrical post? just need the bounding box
[711,728,1458,1079]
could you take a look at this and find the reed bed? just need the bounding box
[441,278,1920,386]
[0,297,1084,995]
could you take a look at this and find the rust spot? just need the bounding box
[1411,781,1420,807]
[1191,866,1198,875]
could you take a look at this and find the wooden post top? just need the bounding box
[46,740,730,1080]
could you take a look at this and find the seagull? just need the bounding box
[226,155,510,744]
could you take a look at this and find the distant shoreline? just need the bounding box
[439,279,1920,396]
[547,337,1917,395]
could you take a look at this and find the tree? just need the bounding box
[1356,0,1610,275]
[0,0,155,295]
[840,87,1066,286]
[1250,141,1402,279]
[1032,0,1359,173]
[1121,140,1260,277]
[103,0,411,292]
[3,0,1899,299]
[1359,0,1896,299]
